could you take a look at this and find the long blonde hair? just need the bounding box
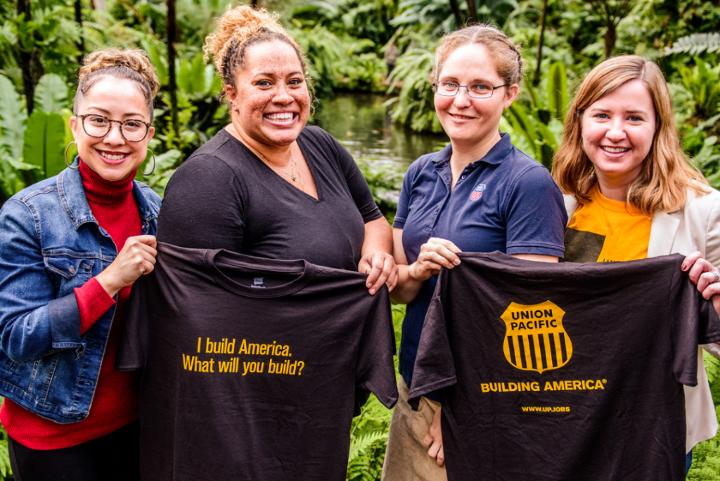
[552,55,707,215]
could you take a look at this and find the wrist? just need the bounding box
[95,271,121,297]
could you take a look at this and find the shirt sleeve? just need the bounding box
[157,154,246,250]
[393,163,415,229]
[407,270,458,407]
[0,199,83,362]
[669,265,720,386]
[74,278,115,335]
[503,164,567,257]
[355,288,398,413]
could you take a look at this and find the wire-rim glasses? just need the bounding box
[432,80,507,100]
[79,114,151,142]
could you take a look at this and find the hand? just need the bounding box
[409,237,461,282]
[682,251,720,314]
[359,251,398,295]
[422,403,445,467]
[96,235,158,297]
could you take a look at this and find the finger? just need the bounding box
[427,440,441,459]
[365,255,384,289]
[422,433,433,449]
[369,254,395,291]
[687,257,712,284]
[436,446,445,466]
[427,237,462,253]
[386,267,399,292]
[681,251,702,271]
[420,249,458,269]
[131,234,158,248]
[701,275,720,299]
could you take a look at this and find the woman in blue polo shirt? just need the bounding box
[382,25,567,481]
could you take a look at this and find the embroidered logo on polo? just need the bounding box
[500,301,572,373]
[469,183,486,202]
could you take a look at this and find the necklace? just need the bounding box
[250,144,300,183]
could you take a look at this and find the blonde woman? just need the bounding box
[553,54,720,474]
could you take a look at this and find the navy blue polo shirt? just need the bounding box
[393,133,567,388]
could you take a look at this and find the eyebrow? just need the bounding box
[253,71,304,78]
[587,106,649,115]
[84,107,147,118]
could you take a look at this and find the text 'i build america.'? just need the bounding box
[181,337,306,376]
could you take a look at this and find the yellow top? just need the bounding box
[565,189,651,262]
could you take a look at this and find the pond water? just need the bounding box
[312,93,446,167]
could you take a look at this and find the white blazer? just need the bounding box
[565,188,720,451]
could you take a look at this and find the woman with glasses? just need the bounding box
[0,48,160,481]
[382,25,567,481]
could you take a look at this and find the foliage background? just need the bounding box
[0,0,719,479]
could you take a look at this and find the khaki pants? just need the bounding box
[381,378,448,481]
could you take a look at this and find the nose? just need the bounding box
[452,87,472,107]
[272,82,294,104]
[104,121,126,144]
[605,118,627,142]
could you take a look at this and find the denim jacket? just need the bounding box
[0,165,160,423]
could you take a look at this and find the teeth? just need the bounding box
[267,112,293,121]
[603,146,629,153]
[99,151,126,160]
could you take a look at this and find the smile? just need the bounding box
[97,150,129,163]
[448,112,476,120]
[265,112,296,123]
[601,146,630,153]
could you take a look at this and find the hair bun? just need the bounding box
[79,48,160,97]
[203,6,284,77]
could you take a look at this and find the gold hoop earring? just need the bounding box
[64,141,78,169]
[143,149,156,176]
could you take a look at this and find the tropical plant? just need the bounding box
[0,73,70,203]
[502,61,569,167]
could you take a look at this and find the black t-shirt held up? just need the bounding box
[157,126,381,271]
[117,243,398,481]
[410,252,720,481]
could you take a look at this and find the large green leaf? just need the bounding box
[22,111,66,180]
[0,74,26,159]
[34,74,69,113]
[546,62,569,121]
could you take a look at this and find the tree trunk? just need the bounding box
[533,0,549,86]
[16,0,42,114]
[604,21,616,58]
[167,0,178,141]
[448,0,463,26]
[465,0,477,23]
[74,0,85,65]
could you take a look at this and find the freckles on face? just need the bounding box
[71,76,153,182]
[228,40,311,149]
[580,79,656,187]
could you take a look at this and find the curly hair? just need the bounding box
[552,55,707,215]
[203,5,307,88]
[73,48,159,120]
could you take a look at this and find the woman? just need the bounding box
[0,49,161,480]
[383,25,567,481]
[552,55,720,474]
[156,6,395,291]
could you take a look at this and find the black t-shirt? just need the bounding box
[157,126,381,271]
[410,252,720,481]
[118,243,398,481]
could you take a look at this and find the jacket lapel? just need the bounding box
[648,210,681,257]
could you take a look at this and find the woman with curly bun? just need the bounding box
[0,49,161,481]
[157,5,396,291]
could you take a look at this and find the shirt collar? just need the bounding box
[431,132,513,168]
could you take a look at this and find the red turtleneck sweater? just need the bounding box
[1,161,141,449]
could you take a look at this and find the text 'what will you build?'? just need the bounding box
[182,337,306,376]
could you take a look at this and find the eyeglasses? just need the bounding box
[432,80,507,99]
[78,114,151,142]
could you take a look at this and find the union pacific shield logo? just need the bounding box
[500,301,572,373]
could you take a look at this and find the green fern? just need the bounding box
[664,33,720,56]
